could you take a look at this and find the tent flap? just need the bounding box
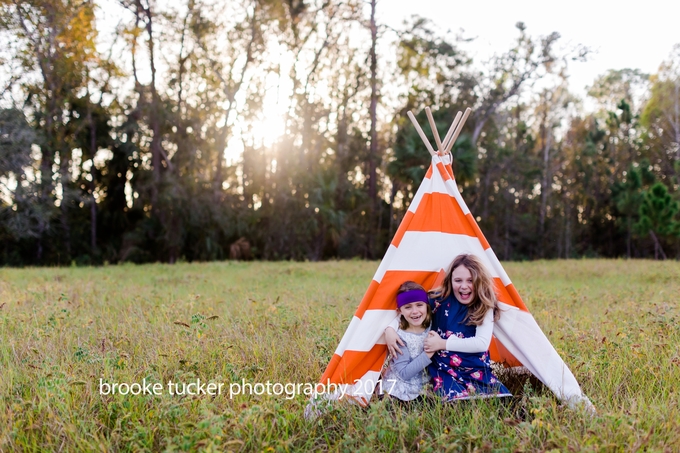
[317,154,591,409]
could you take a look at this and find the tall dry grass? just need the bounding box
[1,259,679,451]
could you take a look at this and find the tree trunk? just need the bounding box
[674,79,680,163]
[626,216,632,259]
[313,222,326,262]
[142,2,162,209]
[37,101,56,263]
[472,120,486,147]
[504,199,510,260]
[210,3,258,200]
[89,109,97,254]
[388,182,398,241]
[367,0,378,258]
[649,230,667,260]
[59,149,72,259]
[565,196,571,258]
[138,0,176,263]
[538,107,552,257]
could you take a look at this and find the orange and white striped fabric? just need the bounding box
[318,154,590,407]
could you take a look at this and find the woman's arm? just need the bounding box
[424,310,494,353]
[385,316,405,356]
[388,346,432,381]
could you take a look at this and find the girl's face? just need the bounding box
[451,265,475,305]
[399,302,429,328]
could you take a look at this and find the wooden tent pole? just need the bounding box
[407,110,437,157]
[425,107,443,153]
[444,107,472,154]
[441,111,463,153]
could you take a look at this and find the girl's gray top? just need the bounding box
[382,328,431,401]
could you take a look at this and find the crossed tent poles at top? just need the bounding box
[407,107,472,158]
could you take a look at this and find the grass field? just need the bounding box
[1,259,679,452]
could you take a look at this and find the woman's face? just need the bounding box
[451,265,475,305]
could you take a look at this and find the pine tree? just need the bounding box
[634,182,680,259]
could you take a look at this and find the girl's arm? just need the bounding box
[424,310,494,354]
[388,345,432,381]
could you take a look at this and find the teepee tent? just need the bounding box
[317,107,591,408]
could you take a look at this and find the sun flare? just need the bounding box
[223,50,295,166]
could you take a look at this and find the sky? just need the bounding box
[379,0,679,104]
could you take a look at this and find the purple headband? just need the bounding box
[396,289,428,308]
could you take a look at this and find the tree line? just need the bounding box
[0,0,679,265]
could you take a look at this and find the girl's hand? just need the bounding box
[385,327,405,356]
[424,331,446,354]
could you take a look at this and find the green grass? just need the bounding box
[1,259,679,452]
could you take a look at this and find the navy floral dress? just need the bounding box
[428,294,512,401]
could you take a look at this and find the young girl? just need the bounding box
[381,281,435,402]
[385,254,511,401]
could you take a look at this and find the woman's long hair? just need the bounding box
[429,254,500,326]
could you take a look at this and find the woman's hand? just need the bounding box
[385,327,405,356]
[424,331,446,354]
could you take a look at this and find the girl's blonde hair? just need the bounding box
[429,254,500,326]
[397,281,432,330]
